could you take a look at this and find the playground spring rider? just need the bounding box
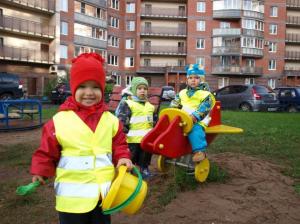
[141,101,243,182]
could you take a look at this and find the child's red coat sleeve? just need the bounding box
[112,121,131,165]
[30,119,61,177]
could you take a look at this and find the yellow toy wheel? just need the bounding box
[194,158,210,183]
[157,155,171,173]
[159,108,193,134]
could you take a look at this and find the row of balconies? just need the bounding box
[141,27,186,37]
[287,0,300,8]
[0,45,55,64]
[0,15,55,39]
[285,51,300,60]
[140,7,187,19]
[140,46,186,55]
[286,16,300,27]
[2,0,55,14]
[286,33,300,43]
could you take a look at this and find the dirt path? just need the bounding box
[1,128,300,224]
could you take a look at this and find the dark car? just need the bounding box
[274,87,300,112]
[213,84,279,112]
[0,72,24,100]
[50,83,71,104]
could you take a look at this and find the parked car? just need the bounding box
[50,83,71,104]
[274,87,300,112]
[213,84,279,112]
[0,72,24,100]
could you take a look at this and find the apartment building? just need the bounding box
[0,0,58,96]
[53,0,108,81]
[285,0,300,86]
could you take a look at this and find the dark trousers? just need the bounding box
[59,204,111,224]
[129,143,152,168]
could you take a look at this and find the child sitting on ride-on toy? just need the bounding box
[170,64,216,163]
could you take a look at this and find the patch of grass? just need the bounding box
[295,184,300,194]
[42,105,58,120]
[207,162,229,183]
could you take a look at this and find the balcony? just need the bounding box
[74,35,107,49]
[0,45,55,64]
[212,28,241,36]
[285,51,300,60]
[212,46,240,55]
[141,7,187,19]
[141,27,186,37]
[0,15,55,39]
[286,33,300,44]
[213,9,242,19]
[242,28,263,38]
[242,10,264,20]
[287,0,300,9]
[138,63,185,73]
[286,16,300,27]
[2,0,55,14]
[140,46,186,55]
[74,12,107,28]
[241,48,263,58]
[211,65,262,76]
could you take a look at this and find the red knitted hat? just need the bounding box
[70,53,106,96]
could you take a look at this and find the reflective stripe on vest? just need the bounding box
[53,111,119,213]
[179,89,216,127]
[126,99,155,143]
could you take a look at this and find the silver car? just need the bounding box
[213,85,279,112]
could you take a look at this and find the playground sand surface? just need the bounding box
[0,129,300,224]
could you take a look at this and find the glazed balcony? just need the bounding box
[141,7,187,19]
[285,51,300,60]
[212,28,241,36]
[241,47,263,58]
[286,33,300,44]
[0,45,55,64]
[141,26,186,37]
[212,65,262,76]
[212,46,240,55]
[140,46,187,55]
[0,15,55,39]
[2,0,55,14]
[286,16,300,27]
[287,0,300,9]
[242,28,263,38]
[213,9,242,19]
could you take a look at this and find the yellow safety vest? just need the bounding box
[53,111,119,213]
[126,99,155,143]
[179,89,216,127]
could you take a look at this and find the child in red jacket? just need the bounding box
[30,53,132,224]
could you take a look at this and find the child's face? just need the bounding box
[75,80,102,106]
[187,75,201,88]
[136,84,148,99]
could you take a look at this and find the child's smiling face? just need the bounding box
[136,84,148,100]
[75,80,102,106]
[187,75,201,88]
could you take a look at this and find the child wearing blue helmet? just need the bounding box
[170,64,216,162]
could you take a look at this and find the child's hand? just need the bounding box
[32,175,47,185]
[117,158,133,171]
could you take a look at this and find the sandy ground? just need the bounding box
[1,129,300,224]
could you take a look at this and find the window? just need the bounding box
[196,57,205,67]
[269,24,277,35]
[144,59,151,66]
[197,21,205,31]
[74,45,106,58]
[74,23,107,40]
[220,22,230,28]
[126,39,135,49]
[110,0,119,10]
[197,2,206,12]
[112,71,121,86]
[60,21,68,35]
[270,6,278,17]
[196,38,205,49]
[126,76,133,86]
[268,59,276,70]
[126,21,135,31]
[126,3,135,13]
[108,35,119,47]
[268,79,276,89]
[60,0,68,12]
[245,78,255,85]
[246,59,255,67]
[268,42,277,52]
[60,45,68,59]
[218,77,229,89]
[109,16,119,28]
[108,55,118,66]
[125,57,134,67]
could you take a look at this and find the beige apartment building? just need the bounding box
[0,0,58,96]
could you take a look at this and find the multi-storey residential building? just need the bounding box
[53,0,108,81]
[285,0,300,87]
[0,0,58,96]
